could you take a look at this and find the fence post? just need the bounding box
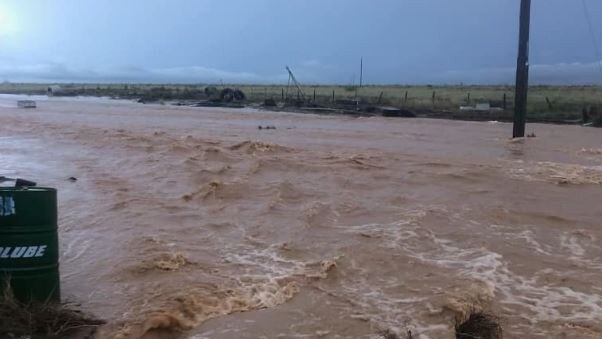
[545,96,553,110]
[432,91,436,105]
[332,90,335,103]
[313,89,316,103]
[467,92,471,103]
[503,93,507,110]
[404,91,408,103]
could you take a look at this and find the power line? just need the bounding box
[581,0,602,78]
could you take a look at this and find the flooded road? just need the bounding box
[0,94,601,339]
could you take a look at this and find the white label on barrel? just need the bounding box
[0,245,47,258]
[0,196,16,216]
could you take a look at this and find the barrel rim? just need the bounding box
[0,225,58,232]
[0,187,57,193]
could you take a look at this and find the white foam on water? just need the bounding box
[328,207,461,339]
[560,233,586,257]
[337,207,602,337]
[506,160,602,184]
[411,232,602,326]
[336,207,427,247]
[224,243,306,278]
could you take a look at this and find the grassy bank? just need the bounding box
[1,82,600,123]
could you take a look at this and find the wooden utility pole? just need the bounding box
[513,0,531,138]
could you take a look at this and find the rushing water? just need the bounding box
[0,95,601,339]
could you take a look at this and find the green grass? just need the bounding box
[1,82,600,122]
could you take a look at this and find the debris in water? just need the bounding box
[455,311,502,339]
[153,252,190,271]
[379,328,401,339]
[508,161,602,185]
[303,259,337,279]
[0,287,104,338]
[229,140,288,153]
[263,98,277,107]
[579,148,602,156]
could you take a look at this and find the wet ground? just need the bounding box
[0,94,601,339]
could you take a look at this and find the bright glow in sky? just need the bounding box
[0,5,17,35]
[0,0,601,84]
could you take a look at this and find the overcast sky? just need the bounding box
[0,0,601,84]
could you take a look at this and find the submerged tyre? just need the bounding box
[0,187,60,302]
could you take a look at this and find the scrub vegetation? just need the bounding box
[0,287,103,339]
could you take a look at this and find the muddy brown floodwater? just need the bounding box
[0,94,601,339]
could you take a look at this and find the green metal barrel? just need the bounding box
[0,187,60,302]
